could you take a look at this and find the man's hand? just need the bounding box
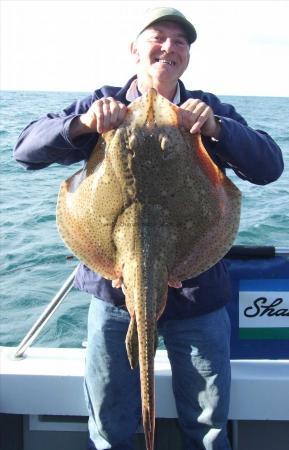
[178,99,221,139]
[70,97,127,139]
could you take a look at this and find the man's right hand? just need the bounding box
[70,97,127,139]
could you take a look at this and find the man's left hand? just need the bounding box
[178,99,221,139]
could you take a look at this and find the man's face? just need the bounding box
[131,21,190,85]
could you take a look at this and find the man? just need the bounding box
[14,7,283,450]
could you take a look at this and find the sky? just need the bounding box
[1,0,289,96]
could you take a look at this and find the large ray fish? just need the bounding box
[56,89,241,450]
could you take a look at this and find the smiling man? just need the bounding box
[14,6,283,450]
[132,21,191,97]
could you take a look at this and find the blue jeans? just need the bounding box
[85,299,231,450]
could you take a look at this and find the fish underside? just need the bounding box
[56,89,241,450]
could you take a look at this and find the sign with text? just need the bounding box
[239,279,289,339]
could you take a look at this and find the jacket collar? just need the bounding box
[113,75,189,106]
[126,78,181,104]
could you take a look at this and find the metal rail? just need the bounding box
[14,265,79,359]
[275,247,289,256]
[225,246,289,259]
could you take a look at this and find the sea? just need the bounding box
[1,91,288,349]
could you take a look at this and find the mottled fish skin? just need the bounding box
[56,89,241,450]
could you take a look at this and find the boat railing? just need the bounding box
[14,265,80,359]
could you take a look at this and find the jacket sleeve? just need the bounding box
[13,93,100,170]
[202,93,284,185]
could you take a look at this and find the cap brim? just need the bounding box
[139,14,197,44]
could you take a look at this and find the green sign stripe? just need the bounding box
[240,328,289,340]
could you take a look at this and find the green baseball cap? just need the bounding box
[137,7,197,44]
